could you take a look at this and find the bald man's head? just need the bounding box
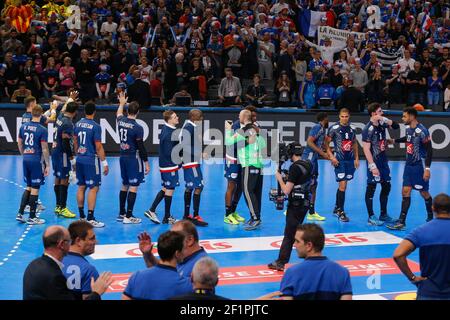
[189,109,203,122]
[43,226,67,249]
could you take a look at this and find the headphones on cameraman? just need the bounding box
[287,142,303,157]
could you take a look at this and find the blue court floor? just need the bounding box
[0,155,449,300]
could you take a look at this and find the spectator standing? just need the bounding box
[218,68,242,106]
[59,57,76,92]
[367,67,385,104]
[4,52,20,96]
[393,194,450,300]
[257,32,275,80]
[188,58,207,101]
[299,71,317,109]
[166,52,188,98]
[294,54,307,96]
[277,44,295,82]
[76,49,97,103]
[398,50,415,78]
[350,59,369,93]
[275,71,292,107]
[340,79,365,113]
[427,67,444,110]
[127,70,151,108]
[246,74,267,107]
[385,64,405,107]
[42,57,59,100]
[406,61,427,106]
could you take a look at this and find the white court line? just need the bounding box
[0,177,44,268]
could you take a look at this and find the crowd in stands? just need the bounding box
[0,0,449,111]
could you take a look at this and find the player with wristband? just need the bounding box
[362,103,400,226]
[73,101,109,227]
[387,107,434,231]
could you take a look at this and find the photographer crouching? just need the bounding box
[268,142,313,271]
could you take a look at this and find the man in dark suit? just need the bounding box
[339,79,365,113]
[127,70,152,108]
[23,225,112,300]
[170,257,229,300]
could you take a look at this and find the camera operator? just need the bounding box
[268,142,313,271]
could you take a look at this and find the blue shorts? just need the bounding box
[120,156,145,187]
[76,158,101,188]
[403,164,429,191]
[367,159,391,184]
[52,151,71,178]
[160,170,180,189]
[224,160,241,182]
[335,160,356,182]
[183,166,204,190]
[23,160,45,188]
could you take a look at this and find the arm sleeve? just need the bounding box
[94,125,101,142]
[41,128,48,143]
[361,127,371,143]
[287,164,300,184]
[390,121,400,129]
[405,227,421,248]
[62,137,73,158]
[280,269,294,296]
[424,140,432,168]
[136,139,148,162]
[340,269,353,296]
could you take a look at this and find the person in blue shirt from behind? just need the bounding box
[16,104,50,225]
[116,92,150,224]
[122,230,192,300]
[63,220,100,300]
[139,219,208,279]
[263,223,353,300]
[316,76,336,108]
[393,193,450,300]
[74,101,109,227]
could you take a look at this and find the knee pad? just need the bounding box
[365,183,377,198]
[381,182,391,196]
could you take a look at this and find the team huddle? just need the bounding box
[15,93,433,231]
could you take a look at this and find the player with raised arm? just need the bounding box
[116,93,150,224]
[362,103,400,226]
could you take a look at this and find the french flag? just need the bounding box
[421,14,432,33]
[299,9,326,37]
